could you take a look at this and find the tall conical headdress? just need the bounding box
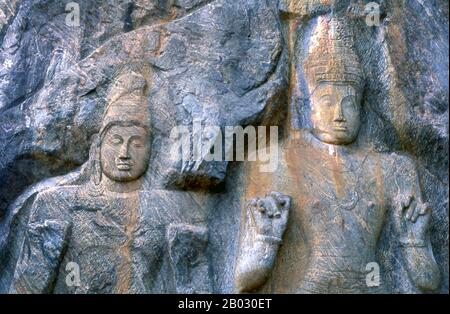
[303,17,364,92]
[90,71,150,187]
[100,71,150,136]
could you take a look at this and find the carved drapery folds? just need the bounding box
[7,71,212,294]
[0,0,447,294]
[238,12,442,293]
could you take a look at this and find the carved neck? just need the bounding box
[101,176,144,194]
[303,130,362,157]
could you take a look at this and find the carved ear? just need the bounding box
[90,134,102,186]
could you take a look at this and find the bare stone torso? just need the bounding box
[295,148,386,292]
[56,191,165,293]
[267,133,397,293]
[11,186,208,294]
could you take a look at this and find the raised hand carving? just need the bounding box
[248,192,290,243]
[255,15,444,294]
[394,194,441,291]
[235,192,291,293]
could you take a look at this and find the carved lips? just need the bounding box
[333,124,348,132]
[115,159,133,171]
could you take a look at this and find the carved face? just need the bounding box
[100,124,150,182]
[310,83,361,145]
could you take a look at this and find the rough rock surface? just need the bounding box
[0,0,448,293]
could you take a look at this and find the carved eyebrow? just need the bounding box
[343,86,357,95]
[111,134,123,140]
[129,135,144,140]
[318,94,332,100]
[342,95,356,102]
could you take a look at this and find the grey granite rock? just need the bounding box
[0,0,447,294]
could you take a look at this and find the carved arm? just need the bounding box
[235,192,291,293]
[393,161,441,292]
[9,193,71,294]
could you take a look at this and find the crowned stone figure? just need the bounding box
[9,71,211,294]
[236,16,441,294]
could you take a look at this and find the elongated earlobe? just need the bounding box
[90,134,102,186]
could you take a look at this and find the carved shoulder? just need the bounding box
[10,186,74,294]
[379,152,419,193]
[388,152,417,173]
[29,186,77,225]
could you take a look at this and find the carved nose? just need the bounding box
[333,104,346,122]
[118,144,130,159]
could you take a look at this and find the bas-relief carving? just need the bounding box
[0,6,445,295]
[8,72,211,294]
[235,192,291,293]
[239,16,441,293]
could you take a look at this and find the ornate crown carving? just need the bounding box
[100,71,150,133]
[303,17,364,91]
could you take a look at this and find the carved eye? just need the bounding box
[110,135,123,145]
[131,137,144,148]
[320,96,332,107]
[342,97,357,110]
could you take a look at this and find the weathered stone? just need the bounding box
[0,0,447,294]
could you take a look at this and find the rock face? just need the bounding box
[0,0,448,294]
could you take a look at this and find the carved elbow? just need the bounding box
[235,263,271,293]
[411,261,441,292]
[404,247,442,292]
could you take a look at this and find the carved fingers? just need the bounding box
[411,201,431,223]
[247,192,291,240]
[394,193,432,245]
[268,191,290,225]
[396,194,431,223]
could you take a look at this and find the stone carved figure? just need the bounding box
[235,192,291,292]
[295,18,440,293]
[9,72,211,294]
[240,16,441,293]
